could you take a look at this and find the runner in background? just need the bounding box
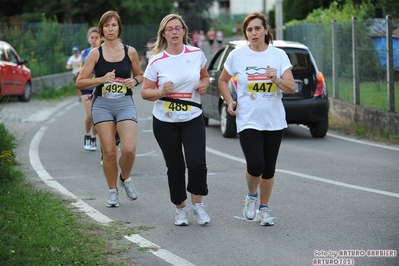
[141,40,154,69]
[216,28,223,48]
[197,30,205,50]
[80,27,100,151]
[206,27,216,51]
[66,47,82,101]
[192,30,199,47]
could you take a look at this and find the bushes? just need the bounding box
[0,123,22,183]
[1,16,88,78]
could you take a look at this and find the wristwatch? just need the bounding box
[133,77,140,87]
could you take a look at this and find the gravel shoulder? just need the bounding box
[0,97,74,142]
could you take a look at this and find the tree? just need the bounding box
[283,0,399,24]
[173,0,219,33]
[175,0,216,17]
[0,0,174,24]
[283,0,332,23]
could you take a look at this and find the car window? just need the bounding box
[208,45,237,72]
[0,44,5,61]
[285,49,310,71]
[6,47,18,64]
[220,46,235,70]
[208,47,226,71]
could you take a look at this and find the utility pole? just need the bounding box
[263,0,267,15]
[275,0,283,39]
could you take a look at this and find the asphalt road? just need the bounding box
[1,39,398,265]
[1,90,398,266]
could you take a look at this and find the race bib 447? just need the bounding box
[247,75,277,100]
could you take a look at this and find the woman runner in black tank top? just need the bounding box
[76,10,143,208]
[94,45,133,97]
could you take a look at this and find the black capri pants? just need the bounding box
[153,115,208,205]
[239,129,284,179]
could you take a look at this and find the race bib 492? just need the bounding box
[102,77,127,99]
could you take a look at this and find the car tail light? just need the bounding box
[313,72,325,97]
[231,76,238,90]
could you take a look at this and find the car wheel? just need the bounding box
[203,115,209,126]
[220,102,237,138]
[18,82,32,102]
[309,119,328,138]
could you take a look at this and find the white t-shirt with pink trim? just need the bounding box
[144,45,207,122]
[224,44,292,132]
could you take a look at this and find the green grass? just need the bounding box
[2,182,105,264]
[32,83,77,100]
[323,76,399,145]
[0,176,140,265]
[0,123,19,181]
[328,112,399,145]
[0,122,144,265]
[325,77,399,111]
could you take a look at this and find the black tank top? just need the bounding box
[94,45,132,96]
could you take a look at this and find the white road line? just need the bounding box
[206,147,399,199]
[327,131,399,151]
[136,151,157,157]
[125,235,196,266]
[277,169,399,198]
[297,125,399,152]
[29,125,196,266]
[29,126,113,224]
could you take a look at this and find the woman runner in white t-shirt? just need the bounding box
[219,12,296,226]
[141,13,211,226]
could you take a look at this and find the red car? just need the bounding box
[0,40,32,102]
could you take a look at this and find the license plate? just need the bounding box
[282,80,302,94]
[295,80,303,93]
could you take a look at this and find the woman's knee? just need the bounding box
[187,164,207,177]
[120,145,136,159]
[187,164,208,195]
[247,161,264,177]
[261,161,276,179]
[103,149,118,161]
[261,170,275,179]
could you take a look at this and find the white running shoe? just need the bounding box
[106,189,119,208]
[258,208,275,226]
[192,202,211,225]
[243,195,258,220]
[83,135,91,150]
[118,176,138,200]
[90,137,97,151]
[174,207,189,226]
